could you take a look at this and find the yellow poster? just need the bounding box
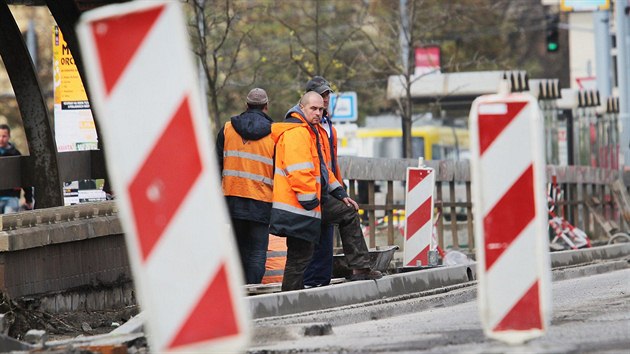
[52,26,97,152]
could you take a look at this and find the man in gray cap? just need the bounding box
[216,88,275,284]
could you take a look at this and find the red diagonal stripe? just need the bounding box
[493,281,542,331]
[91,4,165,96]
[128,96,202,261]
[478,101,527,155]
[483,164,534,270]
[168,262,239,349]
[406,197,432,240]
[406,245,429,267]
[407,169,430,192]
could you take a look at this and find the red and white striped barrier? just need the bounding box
[403,162,435,267]
[77,2,249,352]
[470,93,552,344]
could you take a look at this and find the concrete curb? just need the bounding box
[91,243,630,341]
[550,243,630,267]
[249,264,476,319]
[248,243,630,320]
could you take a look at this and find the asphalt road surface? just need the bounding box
[250,264,630,353]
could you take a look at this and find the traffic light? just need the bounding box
[546,15,559,52]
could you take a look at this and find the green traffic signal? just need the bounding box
[546,14,560,53]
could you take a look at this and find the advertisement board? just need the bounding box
[52,26,98,152]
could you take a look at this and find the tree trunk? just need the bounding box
[210,89,221,134]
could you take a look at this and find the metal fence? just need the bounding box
[339,156,630,254]
[1,152,629,254]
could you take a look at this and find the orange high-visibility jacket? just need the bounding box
[269,113,344,243]
[221,121,275,202]
[262,235,286,284]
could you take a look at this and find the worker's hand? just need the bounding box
[342,197,359,211]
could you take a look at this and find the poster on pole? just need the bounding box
[52,25,98,152]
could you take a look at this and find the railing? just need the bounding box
[1,154,629,254]
[0,150,107,196]
[339,156,630,254]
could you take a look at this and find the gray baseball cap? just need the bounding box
[305,76,333,95]
[246,88,269,105]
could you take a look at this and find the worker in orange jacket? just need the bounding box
[270,91,382,291]
[216,88,274,284]
[301,76,342,287]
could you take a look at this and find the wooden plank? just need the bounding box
[611,178,630,224]
[585,197,618,238]
[368,181,376,248]
[386,180,394,246]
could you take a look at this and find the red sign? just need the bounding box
[414,46,441,75]
[470,93,552,344]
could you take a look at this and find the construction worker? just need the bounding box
[270,91,382,291]
[291,76,342,287]
[216,88,274,284]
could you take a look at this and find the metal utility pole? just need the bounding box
[398,0,413,159]
[615,0,630,169]
[399,0,409,72]
[593,11,612,97]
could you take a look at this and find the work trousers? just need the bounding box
[304,224,334,287]
[232,219,269,284]
[282,196,371,291]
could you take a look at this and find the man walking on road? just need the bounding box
[216,88,275,284]
[271,91,381,291]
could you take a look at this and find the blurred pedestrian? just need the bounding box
[0,124,33,214]
[272,91,382,292]
[216,88,274,284]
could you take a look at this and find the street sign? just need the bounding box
[330,91,358,122]
[76,1,249,352]
[469,93,552,344]
[403,164,435,267]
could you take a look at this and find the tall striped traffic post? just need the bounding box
[403,159,435,267]
[469,92,552,344]
[77,2,249,352]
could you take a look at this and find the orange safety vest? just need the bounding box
[262,235,286,284]
[322,121,343,183]
[330,125,343,182]
[222,122,275,202]
[269,116,343,243]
